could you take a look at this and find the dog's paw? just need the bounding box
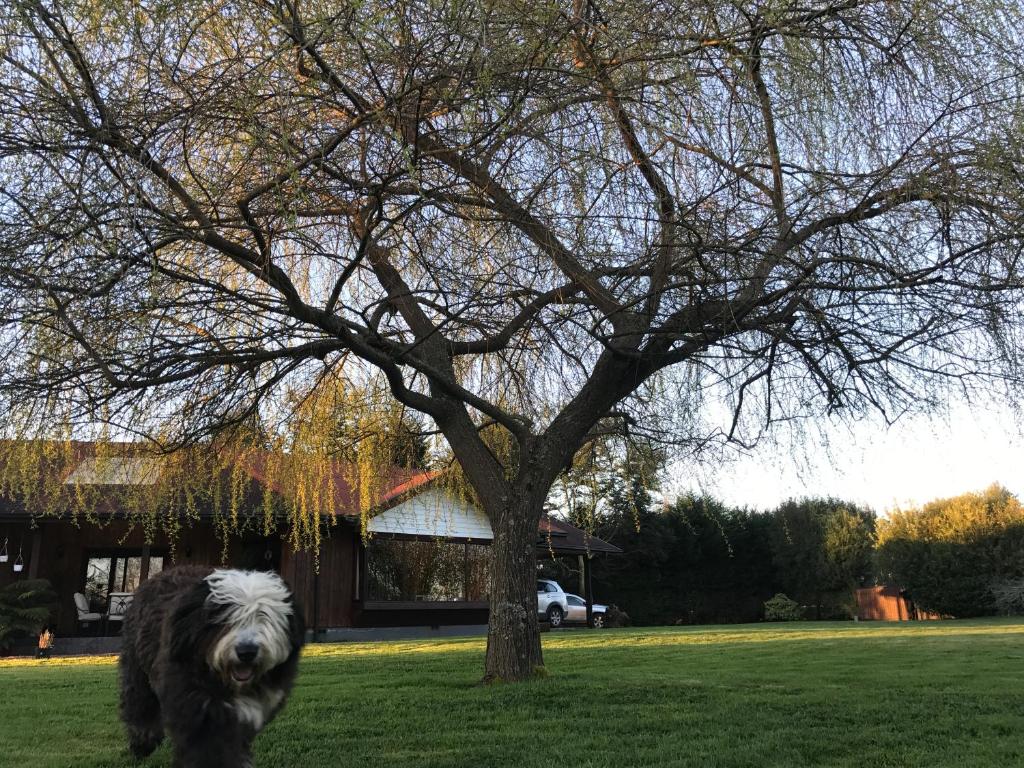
[127,731,163,761]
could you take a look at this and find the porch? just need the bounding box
[0,455,620,646]
[0,516,292,638]
[1,509,619,642]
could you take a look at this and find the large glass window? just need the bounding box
[366,539,490,603]
[83,551,165,609]
[466,544,489,602]
[84,558,112,605]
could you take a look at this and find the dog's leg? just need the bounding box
[238,739,254,768]
[168,725,251,768]
[118,648,164,759]
[170,739,241,768]
[161,683,251,768]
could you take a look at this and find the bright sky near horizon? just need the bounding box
[666,403,1024,515]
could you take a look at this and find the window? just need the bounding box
[366,539,490,603]
[83,550,165,609]
[538,581,558,593]
[466,544,489,602]
[84,558,112,605]
[567,595,584,607]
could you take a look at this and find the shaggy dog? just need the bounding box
[119,565,304,768]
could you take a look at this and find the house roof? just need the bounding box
[539,515,622,554]
[0,442,622,555]
[236,449,438,518]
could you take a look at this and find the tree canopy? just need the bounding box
[584,486,875,624]
[771,497,875,615]
[876,484,1024,616]
[2,0,1024,679]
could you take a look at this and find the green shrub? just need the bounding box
[0,579,57,651]
[763,593,803,621]
[605,604,631,628]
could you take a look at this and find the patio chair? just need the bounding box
[73,592,103,634]
[106,593,133,633]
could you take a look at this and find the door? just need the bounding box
[237,536,282,572]
[565,594,586,622]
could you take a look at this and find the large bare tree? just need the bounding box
[2,0,1024,680]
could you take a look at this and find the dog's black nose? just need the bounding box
[235,642,259,664]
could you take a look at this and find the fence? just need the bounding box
[856,586,941,621]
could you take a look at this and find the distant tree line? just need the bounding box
[555,468,1024,625]
[550,467,875,625]
[876,486,1024,618]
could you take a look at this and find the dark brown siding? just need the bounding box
[5,514,496,635]
[0,521,34,590]
[279,544,312,628]
[16,519,164,635]
[1,517,290,636]
[354,605,488,628]
[280,523,358,630]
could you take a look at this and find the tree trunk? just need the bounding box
[483,492,545,682]
[476,359,638,682]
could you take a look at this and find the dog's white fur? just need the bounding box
[205,570,294,695]
[232,688,286,731]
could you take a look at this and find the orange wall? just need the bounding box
[856,586,941,621]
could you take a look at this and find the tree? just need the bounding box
[2,0,1024,680]
[770,497,875,617]
[666,495,779,624]
[570,458,675,624]
[821,505,876,601]
[876,485,1024,616]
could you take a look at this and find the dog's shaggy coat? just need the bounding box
[119,565,304,768]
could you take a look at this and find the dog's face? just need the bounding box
[169,569,303,690]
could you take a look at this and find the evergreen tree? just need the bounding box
[877,485,1024,616]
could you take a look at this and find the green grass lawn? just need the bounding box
[2,620,1022,767]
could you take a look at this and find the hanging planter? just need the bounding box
[0,537,7,564]
[13,542,23,573]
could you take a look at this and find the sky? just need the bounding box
[666,403,1024,515]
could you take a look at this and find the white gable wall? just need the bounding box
[64,457,162,485]
[367,488,493,540]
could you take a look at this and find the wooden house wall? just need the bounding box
[4,512,505,636]
[353,604,489,628]
[30,519,164,635]
[279,522,358,630]
[0,521,35,591]
[368,488,493,540]
[0,517,301,636]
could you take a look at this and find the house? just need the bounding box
[0,444,620,637]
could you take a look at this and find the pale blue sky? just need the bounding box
[667,404,1024,514]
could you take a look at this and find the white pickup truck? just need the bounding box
[537,578,570,627]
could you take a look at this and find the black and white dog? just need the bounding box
[119,565,305,768]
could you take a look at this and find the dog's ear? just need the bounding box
[167,578,212,663]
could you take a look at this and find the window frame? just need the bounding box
[80,547,169,607]
[361,534,490,610]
